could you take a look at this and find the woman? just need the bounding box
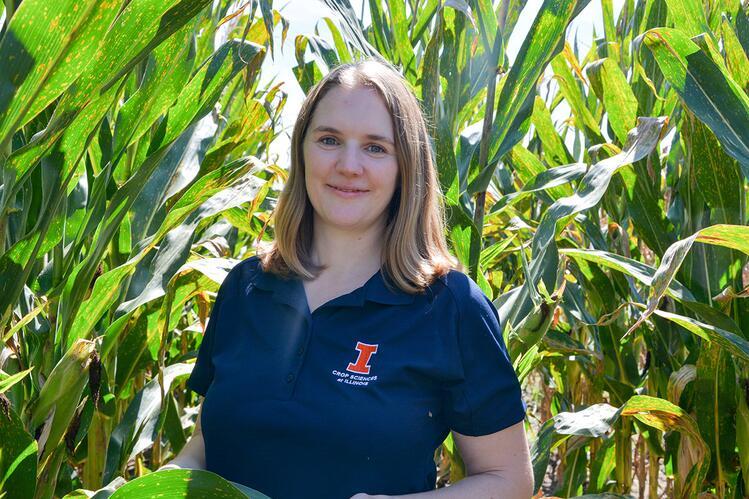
[165,58,534,499]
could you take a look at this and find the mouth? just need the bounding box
[327,184,369,194]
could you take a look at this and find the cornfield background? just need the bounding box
[0,0,748,497]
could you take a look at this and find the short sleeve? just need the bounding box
[442,276,526,436]
[185,263,240,396]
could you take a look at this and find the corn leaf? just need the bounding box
[0,403,38,498]
[0,0,120,147]
[103,363,192,484]
[486,0,589,168]
[643,27,749,179]
[627,224,749,335]
[109,468,269,499]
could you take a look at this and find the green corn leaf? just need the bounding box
[487,0,589,168]
[162,394,186,456]
[154,40,265,150]
[322,18,353,63]
[66,158,262,348]
[479,235,517,269]
[560,248,695,302]
[681,113,743,223]
[65,262,141,351]
[304,34,340,70]
[695,342,736,490]
[420,8,442,123]
[0,81,122,332]
[158,257,235,346]
[55,0,214,117]
[436,116,460,205]
[531,95,574,166]
[551,52,603,142]
[468,92,534,195]
[410,0,440,46]
[503,0,530,41]
[601,0,617,47]
[490,162,587,215]
[530,419,568,493]
[117,162,265,315]
[588,438,617,494]
[627,224,749,335]
[320,0,380,57]
[737,384,749,492]
[643,27,749,180]
[586,57,638,143]
[738,7,749,58]
[258,0,276,58]
[653,309,749,362]
[498,117,666,337]
[0,403,38,499]
[664,0,711,37]
[113,309,158,392]
[0,0,120,147]
[102,363,192,485]
[473,0,499,55]
[109,468,269,499]
[58,40,263,346]
[2,0,215,173]
[722,15,749,89]
[111,24,196,158]
[618,162,676,257]
[507,144,547,185]
[0,367,33,394]
[388,0,417,83]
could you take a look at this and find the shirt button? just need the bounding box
[286,373,295,383]
[296,346,304,356]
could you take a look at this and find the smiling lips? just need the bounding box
[327,184,369,196]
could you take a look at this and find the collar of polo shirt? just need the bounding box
[250,265,416,313]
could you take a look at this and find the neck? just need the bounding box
[311,217,386,278]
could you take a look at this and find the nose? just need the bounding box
[335,143,363,176]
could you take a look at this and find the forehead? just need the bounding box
[309,84,393,133]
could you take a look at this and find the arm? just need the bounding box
[351,421,534,499]
[159,401,207,471]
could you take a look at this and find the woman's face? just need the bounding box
[303,84,399,236]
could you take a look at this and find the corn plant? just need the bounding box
[0,0,287,497]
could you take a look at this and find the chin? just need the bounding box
[330,220,371,230]
[320,214,377,231]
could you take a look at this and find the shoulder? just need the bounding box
[219,255,264,292]
[433,269,492,316]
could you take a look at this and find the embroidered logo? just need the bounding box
[347,341,378,374]
[331,341,379,386]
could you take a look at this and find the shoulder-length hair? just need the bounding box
[259,58,458,293]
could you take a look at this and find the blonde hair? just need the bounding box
[260,58,457,293]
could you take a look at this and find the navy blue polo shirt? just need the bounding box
[186,256,525,499]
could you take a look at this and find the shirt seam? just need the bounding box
[441,275,477,434]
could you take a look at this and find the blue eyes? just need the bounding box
[319,136,387,154]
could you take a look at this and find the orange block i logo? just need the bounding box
[346,341,378,374]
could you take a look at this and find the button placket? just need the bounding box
[284,312,314,399]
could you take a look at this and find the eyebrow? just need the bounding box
[311,126,394,146]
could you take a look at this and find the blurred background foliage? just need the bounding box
[0,0,748,497]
